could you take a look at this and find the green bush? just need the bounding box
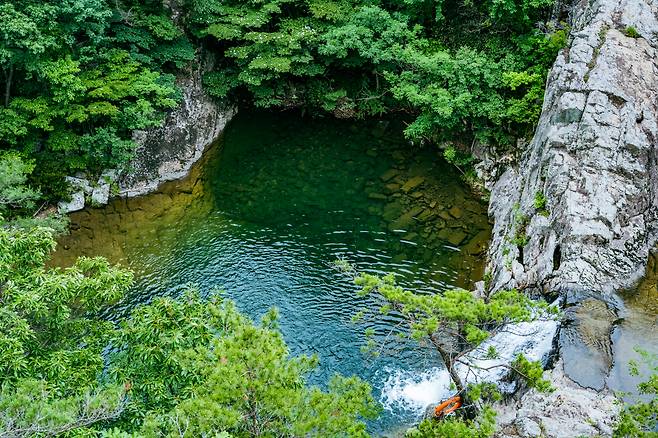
[623,26,641,38]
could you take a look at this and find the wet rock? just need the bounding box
[368,192,387,201]
[402,232,418,242]
[438,210,453,221]
[447,230,468,246]
[382,201,405,222]
[401,176,425,192]
[559,297,618,390]
[416,209,436,222]
[437,228,467,246]
[389,206,424,231]
[383,183,400,194]
[463,229,491,255]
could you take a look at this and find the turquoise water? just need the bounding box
[53,111,491,434]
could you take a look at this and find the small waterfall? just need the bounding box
[379,316,558,417]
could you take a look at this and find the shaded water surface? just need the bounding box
[609,251,658,400]
[52,112,491,433]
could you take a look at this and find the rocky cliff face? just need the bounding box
[488,0,657,300]
[485,0,657,434]
[58,52,235,213]
[119,53,236,197]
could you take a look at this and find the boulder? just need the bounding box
[119,51,236,197]
[58,191,85,214]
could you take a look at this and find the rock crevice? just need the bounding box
[119,51,236,197]
[487,0,657,434]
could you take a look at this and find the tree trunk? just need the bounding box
[429,333,465,393]
[4,64,13,108]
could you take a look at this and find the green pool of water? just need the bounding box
[52,111,491,434]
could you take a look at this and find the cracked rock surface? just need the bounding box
[487,0,657,434]
[119,52,236,197]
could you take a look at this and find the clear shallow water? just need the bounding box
[609,251,658,401]
[52,111,491,434]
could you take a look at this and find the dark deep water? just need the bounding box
[52,111,493,434]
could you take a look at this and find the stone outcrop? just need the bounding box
[494,359,619,438]
[119,53,236,197]
[58,52,235,212]
[483,0,657,434]
[57,170,116,213]
[487,0,658,300]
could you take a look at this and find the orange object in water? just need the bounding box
[434,396,462,417]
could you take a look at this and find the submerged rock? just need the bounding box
[401,176,425,192]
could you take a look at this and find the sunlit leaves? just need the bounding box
[614,349,658,437]
[0,153,40,217]
[0,227,132,386]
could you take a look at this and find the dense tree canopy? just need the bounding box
[0,0,566,207]
[0,0,191,199]
[190,0,565,144]
[0,226,378,437]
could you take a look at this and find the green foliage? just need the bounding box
[623,26,641,38]
[0,226,377,436]
[0,152,40,219]
[406,405,497,438]
[444,146,475,169]
[2,0,566,203]
[0,226,133,386]
[134,297,379,437]
[341,265,556,397]
[0,0,185,200]
[509,204,530,247]
[614,349,658,437]
[190,0,562,145]
[533,191,549,216]
[533,191,547,211]
[0,379,125,436]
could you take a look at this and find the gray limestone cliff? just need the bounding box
[58,53,235,214]
[119,54,236,197]
[484,0,658,435]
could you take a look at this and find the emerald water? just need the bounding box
[52,111,491,434]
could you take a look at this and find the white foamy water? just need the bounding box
[379,366,452,415]
[379,315,559,416]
